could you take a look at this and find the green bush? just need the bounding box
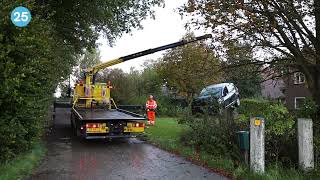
[0,142,45,180]
[124,94,187,117]
[237,98,271,119]
[179,109,240,160]
[0,2,74,162]
[156,97,186,117]
[237,99,297,166]
[296,98,318,119]
[179,98,297,167]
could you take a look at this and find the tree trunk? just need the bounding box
[313,0,320,116]
[315,0,320,57]
[307,68,320,164]
[306,68,320,117]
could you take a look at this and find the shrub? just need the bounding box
[296,98,318,119]
[125,95,187,117]
[0,2,74,162]
[179,98,298,166]
[143,95,187,117]
[237,99,296,166]
[179,109,241,161]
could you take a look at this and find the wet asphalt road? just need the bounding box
[30,108,227,180]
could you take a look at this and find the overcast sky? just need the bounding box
[97,0,205,72]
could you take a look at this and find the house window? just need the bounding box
[295,97,306,109]
[294,72,305,84]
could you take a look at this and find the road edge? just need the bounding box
[141,137,234,180]
[0,142,46,180]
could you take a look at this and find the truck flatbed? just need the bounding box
[73,108,146,121]
[70,107,146,139]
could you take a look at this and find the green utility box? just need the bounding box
[236,131,249,150]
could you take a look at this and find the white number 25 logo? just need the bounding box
[14,12,29,22]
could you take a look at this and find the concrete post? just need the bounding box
[250,117,265,173]
[298,118,314,171]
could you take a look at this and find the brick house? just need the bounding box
[282,72,311,110]
[260,69,311,110]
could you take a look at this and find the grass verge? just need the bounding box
[0,142,46,180]
[145,118,320,180]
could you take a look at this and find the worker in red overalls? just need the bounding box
[146,95,157,126]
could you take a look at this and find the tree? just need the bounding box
[180,0,320,111]
[222,43,262,98]
[74,48,102,79]
[97,68,133,104]
[34,0,164,52]
[58,48,102,97]
[141,61,162,96]
[96,65,162,105]
[157,34,221,104]
[0,3,76,160]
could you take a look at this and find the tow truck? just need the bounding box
[70,34,212,139]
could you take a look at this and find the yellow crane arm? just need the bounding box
[90,58,123,74]
[87,34,212,75]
